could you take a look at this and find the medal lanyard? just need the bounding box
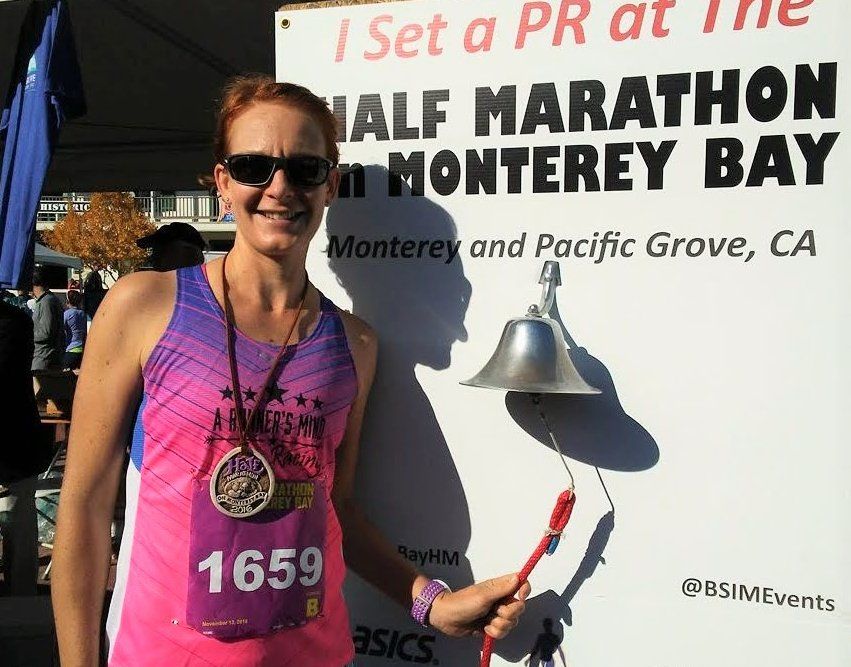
[221,253,308,451]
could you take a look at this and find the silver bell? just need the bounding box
[461,262,600,395]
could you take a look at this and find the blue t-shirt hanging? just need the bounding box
[0,0,85,288]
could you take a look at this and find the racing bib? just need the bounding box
[186,476,327,638]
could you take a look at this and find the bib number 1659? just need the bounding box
[198,547,323,594]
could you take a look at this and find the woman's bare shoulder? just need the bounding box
[95,270,175,319]
[337,309,378,388]
[337,309,377,353]
[90,271,177,354]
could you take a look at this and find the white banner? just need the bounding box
[276,1,850,665]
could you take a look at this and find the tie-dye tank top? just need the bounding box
[106,264,358,666]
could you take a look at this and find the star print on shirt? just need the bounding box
[266,385,287,404]
[219,386,234,401]
[295,393,307,407]
[311,397,324,410]
[243,387,257,402]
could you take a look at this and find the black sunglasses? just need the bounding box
[223,153,334,188]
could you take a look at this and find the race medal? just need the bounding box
[212,255,307,520]
[209,446,275,518]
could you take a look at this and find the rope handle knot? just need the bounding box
[549,489,576,529]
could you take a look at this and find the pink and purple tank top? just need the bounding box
[106,264,358,666]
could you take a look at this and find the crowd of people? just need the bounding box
[0,269,103,595]
[0,268,101,373]
[0,219,207,375]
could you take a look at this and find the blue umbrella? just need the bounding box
[0,0,85,288]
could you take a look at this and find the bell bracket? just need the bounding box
[527,261,562,318]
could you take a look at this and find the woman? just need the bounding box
[52,76,529,667]
[62,289,86,370]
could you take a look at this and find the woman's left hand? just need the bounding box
[427,573,531,639]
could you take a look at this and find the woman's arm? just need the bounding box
[52,272,173,667]
[334,313,529,640]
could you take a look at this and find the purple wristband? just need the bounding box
[411,579,449,627]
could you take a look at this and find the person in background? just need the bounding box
[30,267,65,371]
[81,271,105,324]
[0,288,18,307]
[3,285,33,313]
[63,289,86,370]
[136,221,206,271]
[0,298,53,594]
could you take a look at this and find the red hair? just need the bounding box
[214,74,339,165]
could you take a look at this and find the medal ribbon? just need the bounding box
[221,253,308,451]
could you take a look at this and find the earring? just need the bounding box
[222,199,235,222]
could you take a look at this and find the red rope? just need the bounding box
[479,489,576,667]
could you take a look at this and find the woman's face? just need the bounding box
[214,101,339,259]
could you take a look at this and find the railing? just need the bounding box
[37,194,225,224]
[134,194,219,222]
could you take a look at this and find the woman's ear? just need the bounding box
[213,163,230,198]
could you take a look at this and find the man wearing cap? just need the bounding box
[136,222,206,272]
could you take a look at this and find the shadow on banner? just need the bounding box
[327,165,482,664]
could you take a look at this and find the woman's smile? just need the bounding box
[255,208,308,225]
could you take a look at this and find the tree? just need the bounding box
[43,193,157,277]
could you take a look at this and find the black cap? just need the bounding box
[136,222,206,250]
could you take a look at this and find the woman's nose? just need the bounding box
[264,164,293,196]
